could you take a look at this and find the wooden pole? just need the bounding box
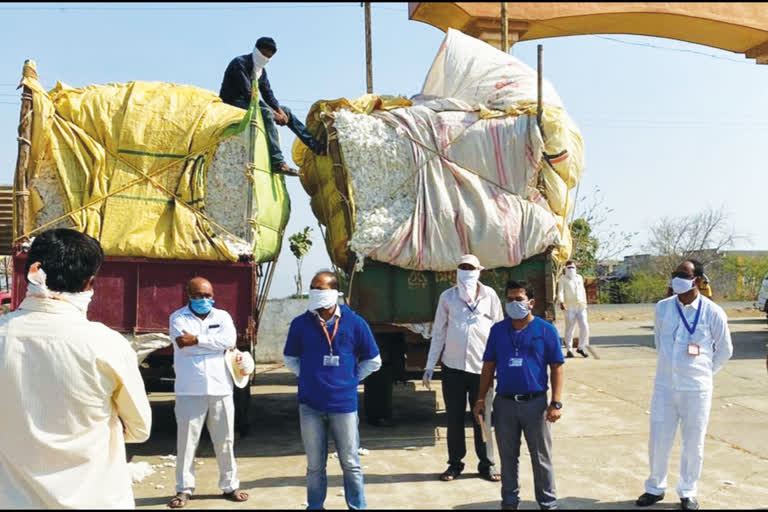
[500,2,508,53]
[537,45,543,134]
[364,2,373,93]
[13,60,34,244]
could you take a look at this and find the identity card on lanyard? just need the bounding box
[675,299,702,357]
[508,326,523,368]
[321,318,341,367]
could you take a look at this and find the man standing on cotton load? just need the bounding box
[636,259,733,511]
[284,270,382,510]
[423,254,504,483]
[556,260,590,358]
[219,36,325,177]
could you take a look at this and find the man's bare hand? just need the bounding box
[176,330,198,348]
[559,303,566,311]
[274,108,289,125]
[472,400,486,427]
[546,404,562,423]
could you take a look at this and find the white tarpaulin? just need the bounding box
[336,105,564,271]
[420,28,563,112]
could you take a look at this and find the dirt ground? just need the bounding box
[129,303,768,510]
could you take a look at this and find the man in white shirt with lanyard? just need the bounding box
[636,259,733,511]
[168,277,249,508]
[423,254,504,483]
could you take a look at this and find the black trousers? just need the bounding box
[441,365,495,472]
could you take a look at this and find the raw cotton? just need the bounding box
[334,109,416,269]
[127,461,155,484]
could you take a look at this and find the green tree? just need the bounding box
[289,227,313,298]
[622,271,669,303]
[569,218,598,276]
[720,254,768,301]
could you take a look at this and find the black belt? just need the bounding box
[498,391,546,402]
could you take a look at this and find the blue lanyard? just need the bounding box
[675,299,702,336]
[507,324,523,356]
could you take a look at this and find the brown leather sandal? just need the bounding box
[168,492,191,508]
[222,489,249,502]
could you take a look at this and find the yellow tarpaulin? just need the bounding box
[17,60,289,262]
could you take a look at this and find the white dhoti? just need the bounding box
[564,306,590,349]
[644,389,712,498]
[175,395,239,494]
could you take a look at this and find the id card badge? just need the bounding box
[508,357,523,367]
[687,344,700,356]
[323,355,340,367]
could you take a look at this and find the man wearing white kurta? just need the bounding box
[169,277,248,508]
[636,260,733,511]
[556,260,590,358]
[0,228,152,509]
[423,254,504,482]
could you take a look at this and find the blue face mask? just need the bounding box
[190,298,215,315]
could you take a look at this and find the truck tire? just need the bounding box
[233,384,251,437]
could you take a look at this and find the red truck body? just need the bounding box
[11,252,258,355]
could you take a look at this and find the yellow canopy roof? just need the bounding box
[408,2,768,63]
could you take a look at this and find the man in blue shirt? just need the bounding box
[219,36,325,177]
[284,270,382,510]
[473,280,565,510]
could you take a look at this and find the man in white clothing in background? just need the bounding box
[557,260,590,358]
[636,259,733,511]
[423,254,504,482]
[0,228,152,509]
[168,277,249,508]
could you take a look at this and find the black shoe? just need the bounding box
[565,350,574,358]
[636,492,664,507]
[273,162,301,177]
[576,348,589,358]
[681,497,699,510]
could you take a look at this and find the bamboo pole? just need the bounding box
[13,60,34,244]
[500,3,508,52]
[537,45,543,135]
[364,2,373,93]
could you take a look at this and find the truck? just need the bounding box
[9,60,289,435]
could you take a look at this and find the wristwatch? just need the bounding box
[550,401,563,410]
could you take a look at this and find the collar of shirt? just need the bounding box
[675,293,701,311]
[19,296,84,316]
[311,305,342,325]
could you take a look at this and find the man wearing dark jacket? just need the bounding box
[219,37,324,177]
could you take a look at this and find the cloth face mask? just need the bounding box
[671,277,696,295]
[506,300,530,320]
[456,269,480,304]
[565,267,577,278]
[27,264,94,314]
[190,298,215,315]
[251,47,271,80]
[307,289,339,312]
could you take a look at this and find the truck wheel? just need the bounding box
[233,384,251,437]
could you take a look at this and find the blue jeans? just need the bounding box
[259,101,321,167]
[299,404,366,510]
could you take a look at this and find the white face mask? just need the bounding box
[565,267,577,278]
[506,300,531,320]
[456,269,480,304]
[27,264,94,314]
[671,276,696,295]
[307,288,339,312]
[251,47,271,80]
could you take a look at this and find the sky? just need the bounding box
[1,2,767,299]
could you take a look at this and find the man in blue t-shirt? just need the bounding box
[283,270,382,510]
[473,280,565,510]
